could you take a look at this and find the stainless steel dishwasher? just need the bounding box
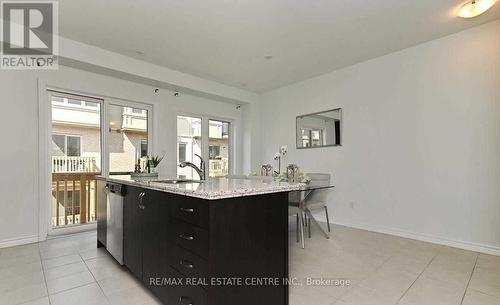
[106,182,124,265]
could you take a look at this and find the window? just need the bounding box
[311,129,323,147]
[67,136,81,156]
[52,135,81,156]
[178,143,187,163]
[52,96,64,104]
[140,140,148,158]
[301,129,310,147]
[177,116,202,179]
[209,145,220,160]
[85,101,98,108]
[208,119,230,177]
[132,108,144,114]
[176,116,231,178]
[68,98,82,106]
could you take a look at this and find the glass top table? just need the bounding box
[291,183,335,239]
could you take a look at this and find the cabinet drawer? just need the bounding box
[172,197,209,229]
[168,219,209,259]
[166,267,207,305]
[169,245,208,279]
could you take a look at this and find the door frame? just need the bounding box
[38,83,154,238]
[176,112,235,178]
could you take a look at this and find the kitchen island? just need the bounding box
[97,175,304,305]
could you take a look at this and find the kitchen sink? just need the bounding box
[151,179,204,184]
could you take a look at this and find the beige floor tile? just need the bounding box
[378,254,430,276]
[338,285,400,305]
[46,269,95,294]
[39,246,78,260]
[397,275,465,305]
[2,228,499,305]
[358,266,417,302]
[49,283,110,305]
[79,247,110,261]
[42,254,82,270]
[462,289,500,305]
[477,254,500,272]
[106,285,157,305]
[18,297,50,305]
[0,282,48,305]
[44,261,88,281]
[290,283,344,305]
[0,252,41,269]
[0,270,45,294]
[469,267,500,298]
[39,239,76,254]
[421,258,475,290]
[84,255,119,270]
[98,272,141,296]
[0,261,43,280]
[436,247,478,265]
[88,263,129,281]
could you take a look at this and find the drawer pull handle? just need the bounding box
[179,233,195,241]
[179,296,193,305]
[180,207,194,213]
[180,260,194,269]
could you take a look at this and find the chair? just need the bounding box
[289,173,331,238]
[289,206,304,249]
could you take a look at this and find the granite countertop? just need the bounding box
[98,175,305,200]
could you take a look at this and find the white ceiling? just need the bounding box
[59,0,500,93]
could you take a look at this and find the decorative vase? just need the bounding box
[261,164,273,176]
[286,164,299,182]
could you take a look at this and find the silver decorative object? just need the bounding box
[286,164,299,182]
[261,164,273,176]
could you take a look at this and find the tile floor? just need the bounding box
[289,223,500,305]
[1,223,500,305]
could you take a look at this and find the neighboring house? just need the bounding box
[51,96,148,173]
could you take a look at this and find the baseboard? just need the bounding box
[330,218,500,257]
[0,235,40,249]
[48,223,97,237]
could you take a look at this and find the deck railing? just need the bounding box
[52,156,97,173]
[52,172,98,227]
[209,158,228,177]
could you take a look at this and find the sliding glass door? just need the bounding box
[107,103,150,175]
[49,91,152,230]
[50,92,102,228]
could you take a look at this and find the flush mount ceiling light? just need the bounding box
[457,0,496,18]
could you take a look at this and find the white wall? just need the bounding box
[0,66,244,247]
[258,20,500,253]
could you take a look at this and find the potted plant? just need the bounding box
[147,155,164,173]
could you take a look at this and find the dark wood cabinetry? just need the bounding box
[123,186,143,280]
[120,185,289,305]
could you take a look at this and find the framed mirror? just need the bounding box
[296,108,342,149]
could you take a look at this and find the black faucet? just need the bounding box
[178,153,206,180]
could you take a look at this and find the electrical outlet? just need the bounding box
[349,201,355,209]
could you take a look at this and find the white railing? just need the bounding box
[52,156,97,173]
[209,159,229,177]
